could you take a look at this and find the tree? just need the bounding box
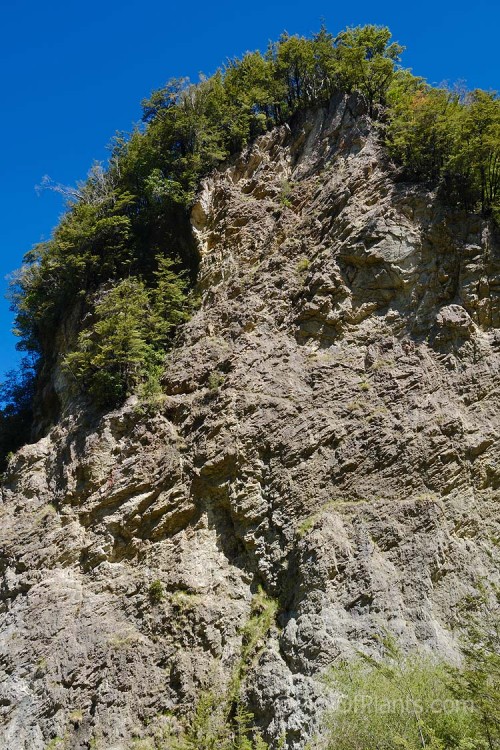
[334,25,404,115]
[0,358,37,472]
[386,78,459,181]
[141,77,190,123]
[152,255,190,337]
[63,278,154,406]
[62,257,188,408]
[36,162,120,207]
[267,29,338,118]
[223,51,277,135]
[385,76,500,218]
[447,90,500,216]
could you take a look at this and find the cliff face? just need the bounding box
[1,94,499,749]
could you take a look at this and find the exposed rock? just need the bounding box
[1,94,499,749]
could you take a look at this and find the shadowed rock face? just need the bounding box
[1,94,499,749]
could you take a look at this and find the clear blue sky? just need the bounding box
[1,0,498,382]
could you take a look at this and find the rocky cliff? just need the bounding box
[1,94,499,749]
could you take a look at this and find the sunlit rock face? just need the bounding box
[1,93,499,749]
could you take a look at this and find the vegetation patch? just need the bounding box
[170,589,203,611]
[297,497,367,536]
[296,257,311,274]
[317,620,500,750]
[138,587,279,749]
[207,371,225,392]
[149,579,165,604]
[279,180,294,208]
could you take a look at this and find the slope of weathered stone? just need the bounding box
[1,94,499,749]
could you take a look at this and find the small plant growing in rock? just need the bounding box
[148,579,165,604]
[161,586,278,750]
[45,738,64,750]
[171,589,202,612]
[69,709,84,727]
[35,657,48,677]
[239,586,279,667]
[297,513,318,537]
[296,257,310,274]
[166,688,270,750]
[208,371,224,391]
[279,179,293,208]
[129,739,155,750]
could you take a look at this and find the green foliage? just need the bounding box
[10,195,136,359]
[446,90,500,217]
[386,76,500,217]
[207,371,224,391]
[160,689,268,750]
[334,25,404,114]
[0,358,36,472]
[63,278,154,406]
[149,588,278,750]
[320,646,486,750]
[448,593,500,749]
[127,24,403,211]
[148,579,165,604]
[386,75,457,181]
[239,586,279,670]
[317,621,500,750]
[296,257,310,274]
[45,738,65,750]
[62,259,188,408]
[296,514,316,537]
[279,180,293,208]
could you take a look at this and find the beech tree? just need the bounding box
[63,258,188,407]
[334,25,404,114]
[450,90,500,216]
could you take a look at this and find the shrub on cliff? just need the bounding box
[319,618,500,750]
[62,258,188,407]
[448,593,500,749]
[321,652,482,750]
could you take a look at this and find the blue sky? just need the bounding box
[1,0,498,382]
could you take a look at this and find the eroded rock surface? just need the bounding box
[1,94,499,749]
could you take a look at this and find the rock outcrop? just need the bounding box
[1,94,499,749]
